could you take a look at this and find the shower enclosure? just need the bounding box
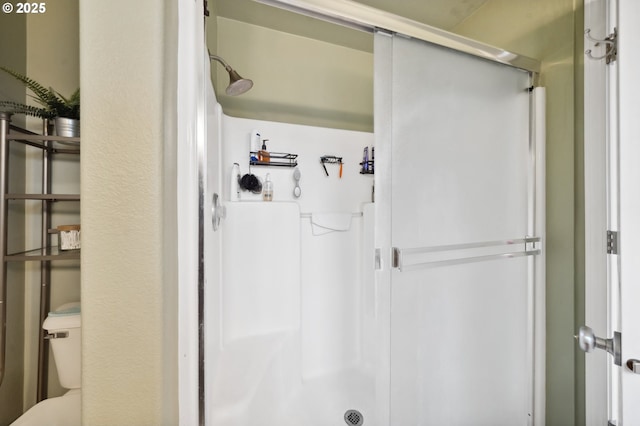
[180,1,546,425]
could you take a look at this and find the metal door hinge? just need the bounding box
[609,420,617,426]
[607,230,618,254]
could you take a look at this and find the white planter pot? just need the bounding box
[55,117,80,137]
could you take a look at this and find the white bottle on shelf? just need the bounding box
[250,130,260,162]
[263,173,273,201]
[230,163,240,201]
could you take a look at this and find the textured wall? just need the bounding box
[80,0,176,424]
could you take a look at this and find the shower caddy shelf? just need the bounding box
[0,113,80,403]
[249,151,298,167]
[359,160,374,174]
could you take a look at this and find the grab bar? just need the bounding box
[392,237,541,272]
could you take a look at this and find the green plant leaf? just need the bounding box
[0,101,52,118]
[0,67,80,119]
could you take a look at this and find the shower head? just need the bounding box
[209,53,254,96]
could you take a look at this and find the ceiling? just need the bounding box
[213,0,489,53]
[352,0,489,30]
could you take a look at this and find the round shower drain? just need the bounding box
[344,409,364,426]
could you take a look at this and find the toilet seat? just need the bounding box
[10,388,81,425]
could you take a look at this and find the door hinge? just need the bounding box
[607,230,618,254]
[609,420,617,426]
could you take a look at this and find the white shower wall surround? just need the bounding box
[210,115,376,425]
[221,116,373,210]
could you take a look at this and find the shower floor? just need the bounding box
[209,331,375,426]
[282,368,375,426]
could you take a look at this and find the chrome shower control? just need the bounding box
[576,325,622,366]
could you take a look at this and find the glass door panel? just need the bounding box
[375,32,539,425]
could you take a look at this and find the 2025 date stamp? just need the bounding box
[3,2,47,14]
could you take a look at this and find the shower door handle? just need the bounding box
[575,325,621,366]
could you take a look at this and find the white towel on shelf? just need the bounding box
[310,212,353,235]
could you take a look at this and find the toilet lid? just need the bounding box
[49,302,81,317]
[43,302,81,331]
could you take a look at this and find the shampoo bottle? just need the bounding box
[258,139,271,163]
[263,173,273,201]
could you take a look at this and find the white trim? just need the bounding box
[533,88,547,426]
[618,0,640,423]
[583,0,613,424]
[373,30,392,426]
[177,0,205,424]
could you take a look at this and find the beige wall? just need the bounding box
[210,17,374,132]
[80,0,177,424]
[0,3,80,421]
[453,2,581,425]
[23,0,80,405]
[0,11,27,426]
[573,4,585,425]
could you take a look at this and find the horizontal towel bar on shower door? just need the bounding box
[391,237,541,272]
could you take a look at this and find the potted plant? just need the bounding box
[0,66,80,137]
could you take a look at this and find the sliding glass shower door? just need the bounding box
[374,32,545,425]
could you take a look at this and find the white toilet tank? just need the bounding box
[43,302,81,390]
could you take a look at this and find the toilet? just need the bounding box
[11,302,81,426]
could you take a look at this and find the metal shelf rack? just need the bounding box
[0,112,80,402]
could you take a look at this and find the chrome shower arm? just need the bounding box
[208,53,232,72]
[206,50,254,96]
